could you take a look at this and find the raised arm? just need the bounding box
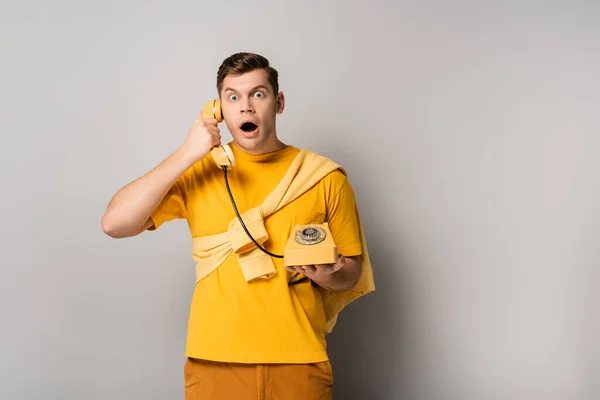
[101,115,221,238]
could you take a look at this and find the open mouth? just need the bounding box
[240,122,258,133]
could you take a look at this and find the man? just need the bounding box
[101,52,374,399]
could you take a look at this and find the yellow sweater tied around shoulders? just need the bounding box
[191,149,375,333]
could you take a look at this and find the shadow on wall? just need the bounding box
[321,152,419,400]
[327,231,417,400]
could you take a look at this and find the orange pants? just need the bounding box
[183,357,333,400]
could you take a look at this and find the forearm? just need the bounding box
[101,147,196,238]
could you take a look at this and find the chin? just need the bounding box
[235,133,276,153]
[234,134,264,149]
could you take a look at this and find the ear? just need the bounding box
[276,92,285,114]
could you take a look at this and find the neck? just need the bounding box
[233,137,287,156]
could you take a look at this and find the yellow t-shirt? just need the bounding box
[149,143,363,364]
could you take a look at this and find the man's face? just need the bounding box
[220,69,284,154]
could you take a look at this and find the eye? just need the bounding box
[229,94,238,101]
[253,91,264,98]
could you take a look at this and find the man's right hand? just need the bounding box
[180,113,222,164]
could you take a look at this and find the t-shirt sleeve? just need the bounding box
[326,174,363,257]
[147,175,188,231]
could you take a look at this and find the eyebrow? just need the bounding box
[223,85,269,93]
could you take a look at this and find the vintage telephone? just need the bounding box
[202,99,338,285]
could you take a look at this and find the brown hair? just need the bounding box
[216,52,279,96]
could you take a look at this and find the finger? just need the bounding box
[206,126,221,137]
[201,121,219,131]
[302,265,317,275]
[195,117,218,126]
[331,255,346,272]
[205,127,221,140]
[292,266,306,275]
[197,109,209,120]
[315,260,337,268]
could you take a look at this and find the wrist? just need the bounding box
[176,145,208,167]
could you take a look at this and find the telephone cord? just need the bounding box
[221,166,307,285]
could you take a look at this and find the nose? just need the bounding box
[240,97,255,113]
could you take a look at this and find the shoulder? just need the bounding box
[300,147,343,169]
[323,169,348,190]
[299,148,350,198]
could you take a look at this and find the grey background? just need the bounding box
[1,1,598,399]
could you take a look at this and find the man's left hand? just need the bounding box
[285,254,361,291]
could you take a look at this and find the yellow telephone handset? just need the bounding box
[202,99,235,170]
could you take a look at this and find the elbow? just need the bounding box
[101,214,119,238]
[102,213,147,239]
[101,213,129,238]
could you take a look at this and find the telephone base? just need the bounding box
[283,223,338,267]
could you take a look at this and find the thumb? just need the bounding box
[331,255,345,272]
